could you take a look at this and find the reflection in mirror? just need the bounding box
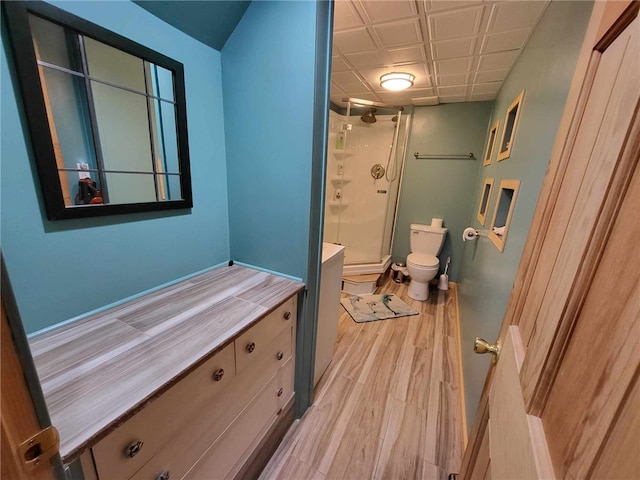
[489,179,520,252]
[477,178,494,226]
[3,1,192,219]
[483,121,499,166]
[497,91,524,161]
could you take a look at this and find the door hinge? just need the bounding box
[17,426,60,472]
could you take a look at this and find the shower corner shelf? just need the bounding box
[327,201,350,208]
[330,176,352,185]
[332,152,354,159]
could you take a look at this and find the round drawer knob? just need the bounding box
[212,368,224,382]
[246,342,256,353]
[125,439,143,458]
[277,387,284,397]
[155,471,171,480]
[276,351,284,361]
[283,311,291,320]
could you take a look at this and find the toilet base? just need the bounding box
[408,279,430,301]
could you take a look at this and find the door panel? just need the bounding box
[1,303,57,480]
[520,13,640,410]
[468,426,490,480]
[589,376,640,479]
[489,327,553,480]
[542,143,640,478]
[462,3,640,478]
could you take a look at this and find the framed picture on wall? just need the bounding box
[497,91,525,161]
[483,121,499,166]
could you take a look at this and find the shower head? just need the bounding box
[361,108,377,124]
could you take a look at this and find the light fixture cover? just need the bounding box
[380,72,415,91]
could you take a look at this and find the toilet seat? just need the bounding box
[407,253,439,269]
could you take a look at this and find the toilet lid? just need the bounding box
[407,253,439,268]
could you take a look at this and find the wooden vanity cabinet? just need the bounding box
[90,296,296,480]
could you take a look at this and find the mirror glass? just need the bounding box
[497,91,524,161]
[4,2,192,219]
[477,178,494,225]
[489,179,520,252]
[483,121,499,166]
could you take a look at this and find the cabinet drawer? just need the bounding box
[130,327,292,480]
[234,325,293,406]
[92,342,235,480]
[235,297,295,373]
[183,371,284,480]
[277,358,295,409]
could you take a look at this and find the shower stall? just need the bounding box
[324,98,411,275]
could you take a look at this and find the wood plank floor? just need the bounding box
[260,276,464,480]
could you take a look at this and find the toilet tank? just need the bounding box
[410,223,447,255]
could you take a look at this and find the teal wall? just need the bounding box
[1,1,230,334]
[222,1,318,282]
[457,0,593,430]
[392,102,493,281]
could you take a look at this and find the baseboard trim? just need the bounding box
[452,283,468,446]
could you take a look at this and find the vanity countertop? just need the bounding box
[28,264,304,463]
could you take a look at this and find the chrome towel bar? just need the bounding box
[413,152,475,159]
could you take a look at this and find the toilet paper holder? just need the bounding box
[462,227,486,241]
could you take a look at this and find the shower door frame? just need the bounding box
[326,97,409,270]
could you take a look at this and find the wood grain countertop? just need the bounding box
[28,264,304,463]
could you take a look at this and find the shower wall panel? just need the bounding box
[324,109,406,266]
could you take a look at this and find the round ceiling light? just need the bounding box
[380,72,415,91]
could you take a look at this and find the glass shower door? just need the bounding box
[324,99,407,266]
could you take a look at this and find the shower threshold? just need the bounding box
[342,255,392,276]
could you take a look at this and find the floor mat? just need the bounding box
[341,293,419,323]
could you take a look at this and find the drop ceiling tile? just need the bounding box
[360,0,418,23]
[487,1,548,33]
[432,37,477,60]
[480,28,530,54]
[332,70,366,89]
[477,50,519,71]
[345,50,393,69]
[434,57,473,75]
[474,69,510,83]
[333,28,377,54]
[471,82,501,95]
[412,96,440,106]
[436,73,470,86]
[376,92,413,106]
[330,82,345,95]
[428,5,484,41]
[437,85,468,96]
[372,18,423,48]
[469,92,496,101]
[425,0,483,13]
[332,56,351,73]
[333,1,364,31]
[388,45,426,65]
[439,94,467,103]
[409,87,436,97]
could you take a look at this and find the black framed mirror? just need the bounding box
[3,1,192,220]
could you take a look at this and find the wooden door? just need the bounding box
[461,2,640,478]
[1,274,59,479]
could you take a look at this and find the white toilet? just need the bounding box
[406,223,448,301]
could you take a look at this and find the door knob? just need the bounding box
[474,337,500,363]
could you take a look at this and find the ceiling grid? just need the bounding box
[330,0,549,107]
